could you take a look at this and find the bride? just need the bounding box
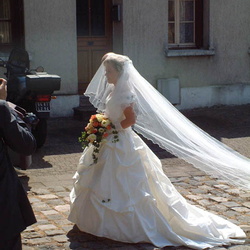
[68,53,249,249]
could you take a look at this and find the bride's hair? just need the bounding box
[103,57,124,74]
[103,53,130,74]
[101,52,115,62]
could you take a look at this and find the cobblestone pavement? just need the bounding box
[17,104,250,250]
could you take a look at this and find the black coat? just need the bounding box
[0,100,37,241]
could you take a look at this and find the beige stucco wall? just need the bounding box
[122,0,250,109]
[2,0,250,116]
[24,0,79,116]
[209,1,250,86]
[24,0,78,94]
[122,0,168,85]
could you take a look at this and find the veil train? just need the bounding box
[85,54,250,190]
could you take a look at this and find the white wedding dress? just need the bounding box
[68,94,246,249]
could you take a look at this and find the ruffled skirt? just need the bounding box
[68,128,245,249]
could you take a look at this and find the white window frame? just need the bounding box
[166,0,215,57]
[168,0,196,48]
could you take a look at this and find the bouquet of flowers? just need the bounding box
[79,113,119,164]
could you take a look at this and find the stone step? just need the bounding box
[73,95,97,121]
[79,95,92,106]
[73,106,96,122]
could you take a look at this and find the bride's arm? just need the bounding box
[120,105,136,129]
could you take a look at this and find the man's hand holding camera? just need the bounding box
[0,78,7,100]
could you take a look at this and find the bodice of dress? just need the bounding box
[104,94,125,124]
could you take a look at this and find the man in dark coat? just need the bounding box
[0,78,37,249]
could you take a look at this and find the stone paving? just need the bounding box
[17,104,250,250]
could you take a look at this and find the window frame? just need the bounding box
[168,0,203,50]
[0,0,24,53]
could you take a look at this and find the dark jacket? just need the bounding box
[0,100,36,240]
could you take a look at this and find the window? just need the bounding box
[168,0,203,49]
[77,0,105,37]
[0,0,24,52]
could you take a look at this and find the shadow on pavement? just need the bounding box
[27,104,250,166]
[17,172,32,192]
[182,104,250,140]
[66,225,185,250]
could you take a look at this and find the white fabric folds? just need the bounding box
[69,86,246,248]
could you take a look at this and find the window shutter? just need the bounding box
[11,0,24,48]
[195,0,203,48]
[0,0,24,52]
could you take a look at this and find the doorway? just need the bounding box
[77,0,113,94]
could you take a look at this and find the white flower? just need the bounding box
[96,114,104,122]
[98,128,105,133]
[86,123,93,130]
[101,119,111,127]
[87,134,97,142]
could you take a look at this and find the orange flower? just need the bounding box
[90,114,96,120]
[106,125,112,130]
[103,132,109,138]
[92,121,99,127]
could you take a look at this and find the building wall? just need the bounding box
[10,0,250,117]
[122,0,250,109]
[24,0,79,117]
[122,0,168,84]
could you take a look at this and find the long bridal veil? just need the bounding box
[85,53,250,190]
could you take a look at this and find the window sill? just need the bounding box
[165,49,215,57]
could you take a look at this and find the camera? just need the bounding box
[23,112,39,126]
